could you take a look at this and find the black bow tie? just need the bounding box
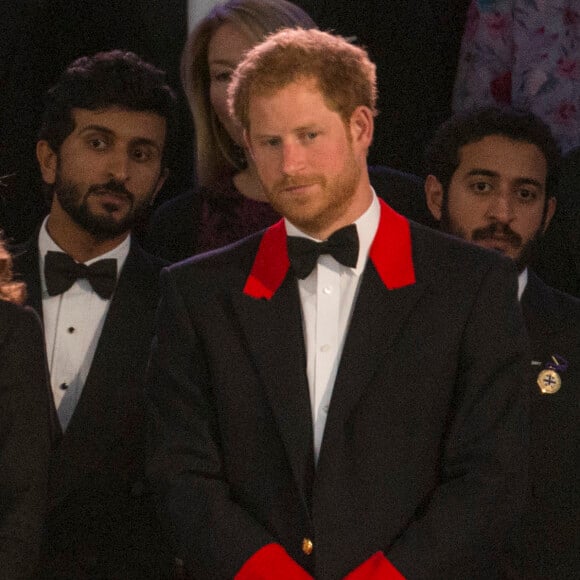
[287,224,359,279]
[44,251,117,300]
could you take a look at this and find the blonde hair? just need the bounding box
[181,0,316,188]
[230,28,377,133]
[0,236,26,304]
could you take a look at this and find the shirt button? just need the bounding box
[320,344,331,353]
[323,286,332,295]
[67,327,75,333]
[59,383,68,390]
[322,405,329,414]
[302,537,313,555]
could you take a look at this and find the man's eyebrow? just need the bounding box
[293,122,319,130]
[465,168,499,178]
[253,124,319,138]
[129,137,162,150]
[78,125,162,150]
[513,176,543,188]
[77,124,115,136]
[465,168,543,188]
[252,131,280,140]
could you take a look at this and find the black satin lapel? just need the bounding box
[521,272,563,338]
[319,264,425,460]
[50,246,158,505]
[232,273,315,507]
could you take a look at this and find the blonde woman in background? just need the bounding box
[145,0,316,262]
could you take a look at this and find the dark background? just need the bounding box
[1,0,469,243]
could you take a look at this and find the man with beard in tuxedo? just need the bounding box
[13,50,177,578]
[425,106,580,579]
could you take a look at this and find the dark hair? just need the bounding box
[38,50,178,169]
[425,107,561,199]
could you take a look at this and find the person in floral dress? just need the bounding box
[453,0,579,154]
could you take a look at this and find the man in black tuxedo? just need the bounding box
[13,51,176,578]
[425,107,580,579]
[147,29,529,579]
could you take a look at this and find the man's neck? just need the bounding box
[46,209,129,263]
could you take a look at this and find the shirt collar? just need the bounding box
[243,195,415,300]
[518,268,528,301]
[284,190,380,276]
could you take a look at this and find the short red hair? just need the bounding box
[229,28,377,131]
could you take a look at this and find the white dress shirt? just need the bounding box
[285,193,380,463]
[518,268,528,301]
[38,217,130,430]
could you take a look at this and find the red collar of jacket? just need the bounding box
[243,199,416,299]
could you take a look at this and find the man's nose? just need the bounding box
[107,151,130,182]
[486,189,515,223]
[281,141,306,175]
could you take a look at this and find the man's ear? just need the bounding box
[424,174,444,221]
[36,140,58,185]
[542,196,557,232]
[349,106,374,150]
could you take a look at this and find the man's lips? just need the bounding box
[91,188,132,205]
[276,182,319,194]
[475,236,520,251]
[94,188,130,198]
[89,189,133,213]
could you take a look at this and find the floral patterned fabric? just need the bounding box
[453,0,580,153]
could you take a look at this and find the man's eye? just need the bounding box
[298,131,318,143]
[471,181,492,193]
[260,137,281,147]
[131,147,154,162]
[517,188,537,202]
[88,138,107,150]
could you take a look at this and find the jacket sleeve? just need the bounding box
[0,305,52,580]
[146,268,307,578]
[386,258,530,577]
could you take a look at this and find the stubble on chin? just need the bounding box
[55,182,138,241]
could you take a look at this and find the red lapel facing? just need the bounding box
[243,219,289,299]
[243,200,416,300]
[371,199,416,289]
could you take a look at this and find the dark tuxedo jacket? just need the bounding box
[504,272,580,579]
[13,237,174,579]
[147,201,530,579]
[0,301,51,580]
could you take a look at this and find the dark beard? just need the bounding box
[512,228,543,272]
[440,196,545,272]
[55,177,149,241]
